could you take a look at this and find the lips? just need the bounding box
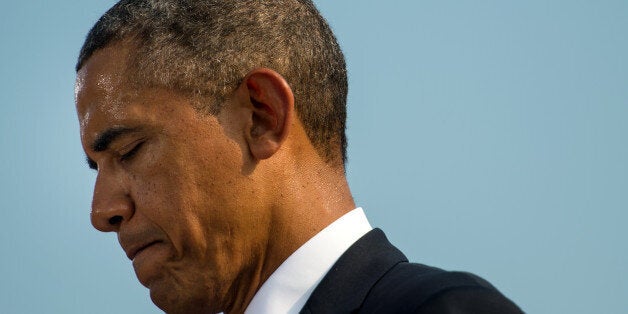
[118,227,166,262]
[125,240,162,260]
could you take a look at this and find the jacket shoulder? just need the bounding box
[360,263,523,314]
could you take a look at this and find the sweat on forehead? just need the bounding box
[77,0,349,166]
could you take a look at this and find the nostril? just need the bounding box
[108,215,123,225]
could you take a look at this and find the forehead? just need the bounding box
[74,42,216,156]
[75,42,133,121]
[75,42,185,148]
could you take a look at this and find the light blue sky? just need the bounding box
[1,1,626,313]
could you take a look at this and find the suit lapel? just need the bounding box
[300,228,408,313]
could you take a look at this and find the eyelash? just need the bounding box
[120,142,144,162]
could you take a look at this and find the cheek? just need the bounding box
[130,168,172,215]
[131,125,259,254]
[129,148,232,248]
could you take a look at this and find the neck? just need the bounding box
[265,158,356,284]
[226,158,355,313]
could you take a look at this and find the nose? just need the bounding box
[90,168,134,232]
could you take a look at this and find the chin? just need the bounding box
[149,277,218,314]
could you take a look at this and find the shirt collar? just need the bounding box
[244,207,372,314]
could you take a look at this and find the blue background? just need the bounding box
[1,1,626,313]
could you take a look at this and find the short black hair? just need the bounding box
[77,0,348,166]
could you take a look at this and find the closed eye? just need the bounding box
[120,141,144,162]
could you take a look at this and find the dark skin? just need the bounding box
[76,42,356,313]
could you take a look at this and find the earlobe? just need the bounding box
[242,68,294,160]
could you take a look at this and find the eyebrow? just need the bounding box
[85,126,140,169]
[91,126,139,152]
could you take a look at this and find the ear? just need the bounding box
[241,68,295,160]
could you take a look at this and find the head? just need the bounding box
[76,0,349,313]
[77,0,348,166]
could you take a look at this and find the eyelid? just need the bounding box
[119,138,146,161]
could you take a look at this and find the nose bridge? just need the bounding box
[91,165,134,232]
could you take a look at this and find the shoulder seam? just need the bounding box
[358,260,408,310]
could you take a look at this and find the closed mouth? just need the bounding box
[129,240,162,260]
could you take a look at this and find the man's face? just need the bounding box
[76,44,271,313]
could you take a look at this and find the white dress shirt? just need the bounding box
[244,207,372,314]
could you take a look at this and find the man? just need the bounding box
[75,0,522,313]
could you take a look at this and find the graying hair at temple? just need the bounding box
[77,0,349,165]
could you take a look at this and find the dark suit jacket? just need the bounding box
[300,229,523,313]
